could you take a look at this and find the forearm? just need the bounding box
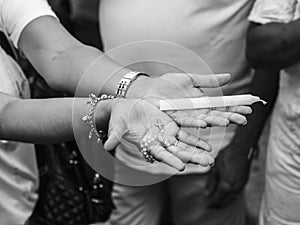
[0,94,111,144]
[247,20,300,69]
[229,69,279,154]
[19,16,131,96]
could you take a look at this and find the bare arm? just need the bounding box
[0,93,111,144]
[205,68,279,208]
[0,93,230,170]
[18,16,131,96]
[246,20,300,69]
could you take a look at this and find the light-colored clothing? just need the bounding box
[248,0,299,24]
[0,0,57,224]
[249,1,300,224]
[0,0,57,48]
[0,47,39,225]
[100,0,255,224]
[100,0,255,175]
[110,168,246,225]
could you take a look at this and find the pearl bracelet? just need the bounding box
[82,93,114,144]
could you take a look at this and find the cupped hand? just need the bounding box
[103,98,215,171]
[127,73,252,128]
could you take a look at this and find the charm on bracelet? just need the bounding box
[82,93,114,144]
[155,118,165,132]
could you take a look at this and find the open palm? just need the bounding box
[104,98,214,171]
[129,73,252,128]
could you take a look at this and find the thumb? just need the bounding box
[104,119,127,151]
[188,73,231,88]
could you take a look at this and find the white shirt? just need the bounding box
[0,0,56,47]
[0,0,56,224]
[249,0,299,24]
[249,0,300,187]
[249,1,300,224]
[100,0,255,174]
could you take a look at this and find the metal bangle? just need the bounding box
[115,71,149,98]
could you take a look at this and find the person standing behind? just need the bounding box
[247,0,300,224]
[0,0,249,224]
[48,0,102,49]
[99,1,277,225]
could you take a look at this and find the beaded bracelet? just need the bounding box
[82,93,114,144]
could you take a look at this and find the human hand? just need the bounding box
[127,73,252,128]
[103,98,214,171]
[205,143,253,208]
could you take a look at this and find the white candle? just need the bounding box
[160,94,267,111]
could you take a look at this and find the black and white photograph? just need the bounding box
[0,0,299,225]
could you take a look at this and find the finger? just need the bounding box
[223,113,247,125]
[150,145,186,171]
[191,152,215,166]
[104,120,126,151]
[166,110,208,128]
[176,129,211,152]
[216,106,252,115]
[208,110,247,125]
[197,114,230,127]
[188,87,206,98]
[228,105,252,115]
[104,132,120,151]
[168,143,214,166]
[175,116,208,128]
[186,73,231,88]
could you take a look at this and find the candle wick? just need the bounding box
[260,99,267,105]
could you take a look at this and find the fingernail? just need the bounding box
[208,157,215,166]
[196,154,214,166]
[215,73,231,77]
[223,119,230,127]
[246,108,253,114]
[178,164,186,172]
[199,121,207,128]
[204,143,212,152]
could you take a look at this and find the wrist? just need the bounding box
[126,75,153,99]
[94,98,114,132]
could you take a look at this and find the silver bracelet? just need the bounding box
[115,71,149,98]
[82,93,114,144]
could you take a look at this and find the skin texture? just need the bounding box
[1,14,252,170]
[246,20,300,69]
[18,16,250,128]
[207,15,299,209]
[205,25,282,207]
[0,92,245,171]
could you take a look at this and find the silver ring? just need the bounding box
[162,140,171,148]
[163,138,179,148]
